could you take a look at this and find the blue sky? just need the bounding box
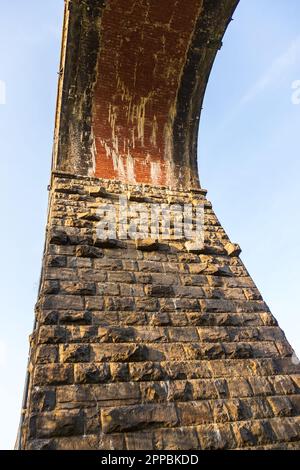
[0,0,299,450]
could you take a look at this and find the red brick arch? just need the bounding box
[55,0,239,188]
[93,0,203,187]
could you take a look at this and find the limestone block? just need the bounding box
[60,344,91,363]
[74,363,111,384]
[101,403,178,433]
[33,364,74,386]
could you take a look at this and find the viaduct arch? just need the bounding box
[55,0,239,188]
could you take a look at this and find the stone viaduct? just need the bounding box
[17,0,300,450]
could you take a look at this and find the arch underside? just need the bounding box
[56,0,239,188]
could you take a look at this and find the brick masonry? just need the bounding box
[54,0,239,188]
[92,0,202,186]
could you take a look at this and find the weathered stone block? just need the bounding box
[68,256,93,268]
[224,377,252,398]
[122,260,138,271]
[223,342,253,359]
[138,261,162,272]
[49,245,75,256]
[174,286,204,299]
[49,230,69,245]
[135,273,152,284]
[38,310,59,325]
[108,272,134,284]
[168,327,199,342]
[247,376,273,396]
[246,397,273,420]
[118,311,147,325]
[43,280,60,295]
[91,343,142,363]
[94,258,123,270]
[135,239,160,252]
[270,375,296,395]
[148,312,170,326]
[135,298,158,312]
[140,382,168,403]
[33,364,74,386]
[26,439,55,451]
[145,285,175,297]
[125,431,154,450]
[92,311,118,326]
[47,255,67,268]
[129,362,165,382]
[56,383,140,406]
[110,363,130,382]
[197,423,236,449]
[78,268,107,282]
[74,363,111,384]
[234,420,275,447]
[176,401,213,426]
[200,299,236,313]
[76,245,103,258]
[42,295,84,311]
[30,410,84,438]
[31,389,56,412]
[99,434,126,450]
[97,282,120,295]
[59,281,96,295]
[198,327,230,343]
[93,237,126,249]
[101,403,178,433]
[181,274,207,286]
[36,345,59,364]
[59,310,92,325]
[99,326,167,344]
[178,253,200,263]
[85,296,104,311]
[45,268,77,281]
[160,298,200,312]
[38,326,66,344]
[60,344,91,363]
[105,297,135,311]
[168,312,188,327]
[64,325,96,342]
[270,417,300,443]
[225,243,241,257]
[188,264,208,275]
[120,285,144,297]
[260,312,278,326]
[154,427,200,450]
[268,396,293,417]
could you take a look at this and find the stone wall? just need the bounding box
[19,173,300,450]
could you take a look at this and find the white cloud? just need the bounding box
[240,35,300,105]
[0,341,7,368]
[216,36,300,132]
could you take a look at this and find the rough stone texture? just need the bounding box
[18,176,300,450]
